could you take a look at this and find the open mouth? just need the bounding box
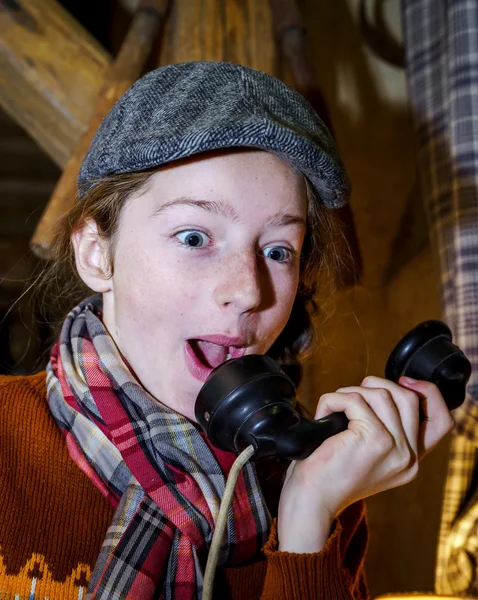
[190,339,232,369]
[185,339,246,382]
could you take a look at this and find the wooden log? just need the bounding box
[0,0,111,168]
[159,0,275,74]
[30,0,170,258]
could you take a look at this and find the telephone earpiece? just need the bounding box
[195,320,471,460]
[384,320,470,410]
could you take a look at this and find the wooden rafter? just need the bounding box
[0,0,111,168]
[30,0,169,257]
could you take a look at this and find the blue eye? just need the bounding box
[263,246,292,262]
[176,230,210,248]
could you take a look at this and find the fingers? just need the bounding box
[315,390,375,424]
[314,390,394,445]
[318,381,415,460]
[398,377,455,458]
[313,388,418,489]
[305,376,454,510]
[315,375,454,461]
[359,376,420,458]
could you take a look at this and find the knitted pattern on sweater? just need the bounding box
[0,372,369,600]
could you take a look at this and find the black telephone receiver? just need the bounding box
[195,320,472,460]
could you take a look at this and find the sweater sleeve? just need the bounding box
[259,501,369,600]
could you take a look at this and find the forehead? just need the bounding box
[135,148,308,217]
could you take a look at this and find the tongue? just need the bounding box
[195,340,228,369]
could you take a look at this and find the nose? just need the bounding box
[214,251,263,313]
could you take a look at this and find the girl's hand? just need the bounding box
[277,376,454,553]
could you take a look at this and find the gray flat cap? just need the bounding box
[78,61,350,207]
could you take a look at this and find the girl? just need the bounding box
[0,61,453,600]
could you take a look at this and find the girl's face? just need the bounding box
[83,150,307,420]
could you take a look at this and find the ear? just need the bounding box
[71,219,113,293]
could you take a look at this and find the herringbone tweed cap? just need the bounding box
[78,61,350,207]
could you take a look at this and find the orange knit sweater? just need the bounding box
[0,372,369,599]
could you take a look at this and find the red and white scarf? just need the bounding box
[47,297,271,599]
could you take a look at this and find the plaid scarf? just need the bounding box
[46,297,271,599]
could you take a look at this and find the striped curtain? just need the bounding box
[402,0,478,594]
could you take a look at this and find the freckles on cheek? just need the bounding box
[115,250,158,312]
[271,279,299,331]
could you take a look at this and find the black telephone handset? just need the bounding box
[195,320,472,461]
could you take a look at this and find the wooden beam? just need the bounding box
[0,0,111,168]
[30,0,169,257]
[159,0,275,74]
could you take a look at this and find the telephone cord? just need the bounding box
[202,444,256,600]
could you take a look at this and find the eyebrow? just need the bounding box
[152,196,306,228]
[265,212,306,228]
[153,197,241,221]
